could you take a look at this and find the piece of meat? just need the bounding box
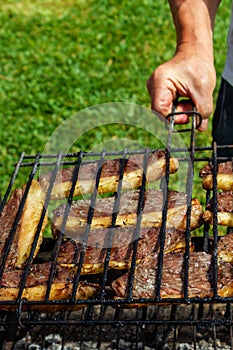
[0,262,99,308]
[0,180,48,268]
[206,191,233,213]
[111,252,233,303]
[199,161,233,191]
[52,189,203,236]
[200,161,233,177]
[203,192,233,227]
[218,233,233,263]
[39,151,179,199]
[56,227,191,274]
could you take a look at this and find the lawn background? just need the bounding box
[0,0,231,196]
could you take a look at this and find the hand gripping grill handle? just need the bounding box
[166,98,202,130]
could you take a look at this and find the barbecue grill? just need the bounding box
[0,105,233,350]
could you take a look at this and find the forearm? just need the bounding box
[169,0,221,60]
[146,0,222,126]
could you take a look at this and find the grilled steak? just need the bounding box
[0,262,99,306]
[52,189,203,235]
[0,180,48,268]
[200,161,233,177]
[39,151,179,199]
[56,227,191,274]
[203,192,233,227]
[218,233,233,263]
[111,252,233,302]
[206,191,233,213]
[199,161,233,191]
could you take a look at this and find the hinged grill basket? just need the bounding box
[0,112,233,350]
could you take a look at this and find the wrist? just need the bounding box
[175,41,214,64]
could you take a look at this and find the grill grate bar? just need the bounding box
[0,153,41,278]
[155,148,171,300]
[155,116,177,301]
[17,147,216,167]
[16,152,61,303]
[212,142,219,299]
[71,150,108,301]
[230,302,233,349]
[98,149,130,302]
[203,189,211,253]
[126,149,150,302]
[0,315,232,327]
[0,152,25,215]
[183,113,197,302]
[40,151,67,301]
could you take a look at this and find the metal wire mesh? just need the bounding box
[0,112,232,349]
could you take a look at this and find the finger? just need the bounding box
[198,117,208,132]
[168,100,194,124]
[190,93,212,131]
[146,72,175,118]
[174,101,209,131]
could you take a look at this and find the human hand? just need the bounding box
[146,46,216,131]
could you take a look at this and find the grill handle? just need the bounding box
[166,98,202,130]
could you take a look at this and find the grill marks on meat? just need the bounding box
[52,189,203,236]
[203,192,233,227]
[0,262,99,306]
[111,252,233,302]
[56,227,190,274]
[3,151,233,309]
[200,161,233,177]
[218,233,233,263]
[199,161,233,191]
[0,180,48,268]
[206,192,233,213]
[39,151,179,199]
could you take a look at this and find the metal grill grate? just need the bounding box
[0,112,233,349]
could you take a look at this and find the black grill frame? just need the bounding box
[0,114,233,349]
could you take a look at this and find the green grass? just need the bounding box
[0,0,231,206]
